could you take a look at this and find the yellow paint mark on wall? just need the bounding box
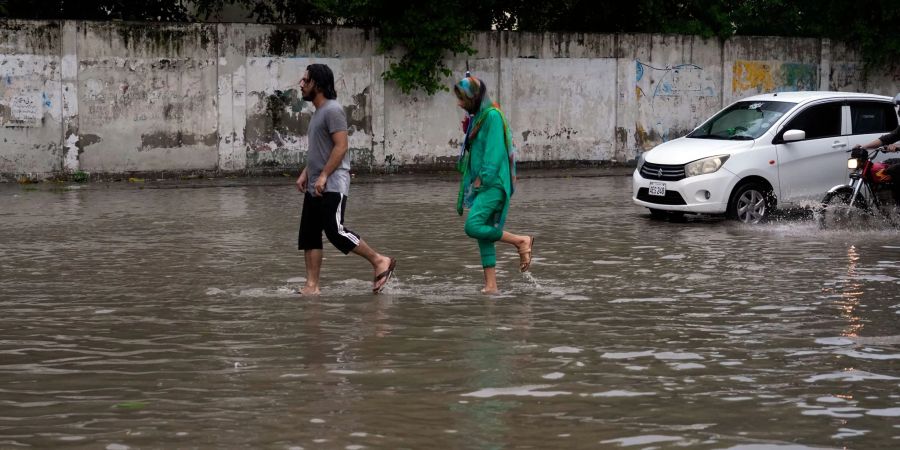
[635,86,643,100]
[732,61,776,94]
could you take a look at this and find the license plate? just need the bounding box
[649,182,666,196]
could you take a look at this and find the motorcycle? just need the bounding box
[816,146,898,229]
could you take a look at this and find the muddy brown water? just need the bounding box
[1,175,899,449]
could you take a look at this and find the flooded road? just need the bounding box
[1,175,899,449]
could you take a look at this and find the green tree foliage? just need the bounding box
[337,1,484,94]
[0,0,192,21]
[196,0,493,94]
[2,0,898,92]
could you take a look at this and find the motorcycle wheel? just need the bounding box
[817,189,869,229]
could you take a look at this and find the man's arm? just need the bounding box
[857,125,900,151]
[314,130,349,195]
[296,167,308,192]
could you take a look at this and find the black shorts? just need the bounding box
[298,192,360,254]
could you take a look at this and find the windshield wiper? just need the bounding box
[728,135,754,140]
[689,134,725,139]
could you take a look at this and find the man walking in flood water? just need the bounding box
[453,75,533,294]
[295,63,395,295]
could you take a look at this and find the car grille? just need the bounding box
[640,162,685,181]
[636,188,687,205]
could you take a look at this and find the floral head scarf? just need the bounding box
[454,76,490,114]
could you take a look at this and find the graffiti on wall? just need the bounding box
[732,60,819,95]
[634,60,716,105]
[632,60,718,149]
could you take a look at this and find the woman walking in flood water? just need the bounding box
[454,75,534,294]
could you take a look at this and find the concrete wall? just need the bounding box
[2,20,899,180]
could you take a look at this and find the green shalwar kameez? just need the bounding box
[458,106,515,268]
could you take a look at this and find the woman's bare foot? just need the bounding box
[517,235,534,272]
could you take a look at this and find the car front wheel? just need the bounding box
[727,182,772,224]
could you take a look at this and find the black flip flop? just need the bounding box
[373,258,397,294]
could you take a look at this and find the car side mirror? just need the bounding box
[782,129,806,142]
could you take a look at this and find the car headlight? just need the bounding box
[685,155,730,178]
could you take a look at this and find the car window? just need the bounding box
[782,102,842,140]
[688,101,795,140]
[849,101,899,134]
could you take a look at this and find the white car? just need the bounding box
[633,91,898,223]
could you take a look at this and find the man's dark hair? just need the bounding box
[306,64,337,100]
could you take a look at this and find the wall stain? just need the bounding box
[266,28,327,56]
[246,148,304,168]
[615,127,628,147]
[350,147,374,169]
[80,134,102,149]
[634,124,694,150]
[139,131,217,151]
[110,23,215,54]
[268,28,303,55]
[2,22,61,52]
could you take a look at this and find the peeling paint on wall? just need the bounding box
[243,85,310,169]
[346,89,372,135]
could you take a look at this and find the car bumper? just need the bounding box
[631,169,734,214]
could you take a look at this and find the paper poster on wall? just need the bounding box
[4,94,42,127]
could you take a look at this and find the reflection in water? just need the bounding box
[840,245,864,338]
[1,177,899,448]
[453,301,534,448]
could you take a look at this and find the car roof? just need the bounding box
[738,91,893,105]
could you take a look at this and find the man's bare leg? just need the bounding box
[351,240,394,290]
[300,249,323,295]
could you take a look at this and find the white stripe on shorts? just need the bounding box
[335,193,360,246]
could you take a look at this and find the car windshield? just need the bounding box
[687,100,796,140]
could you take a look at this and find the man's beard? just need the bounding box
[302,89,316,101]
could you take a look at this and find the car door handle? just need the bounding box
[831,141,847,148]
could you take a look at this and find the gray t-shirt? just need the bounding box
[306,99,350,195]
